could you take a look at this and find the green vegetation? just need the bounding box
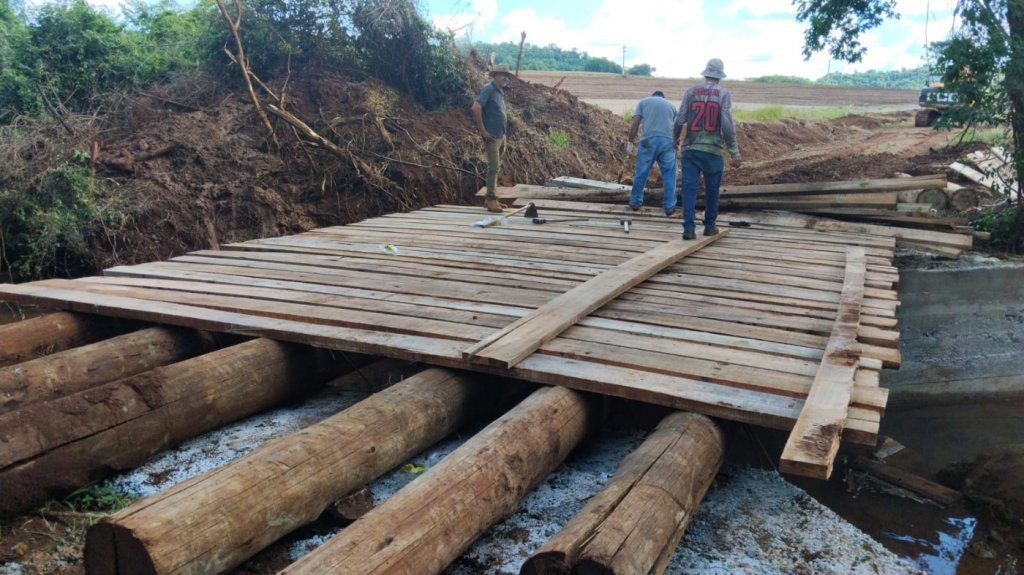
[467,41,654,76]
[0,0,473,282]
[748,75,813,84]
[795,0,1024,252]
[546,128,569,148]
[64,484,137,512]
[732,105,853,123]
[972,205,1021,251]
[818,66,929,89]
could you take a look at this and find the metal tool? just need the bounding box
[506,202,535,218]
[620,219,631,233]
[531,217,589,225]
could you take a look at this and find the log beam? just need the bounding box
[0,312,126,368]
[279,386,595,575]
[0,326,209,414]
[522,412,725,575]
[84,368,489,575]
[0,338,341,516]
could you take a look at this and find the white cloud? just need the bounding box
[428,0,964,80]
[431,0,499,37]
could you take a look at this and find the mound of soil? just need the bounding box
[83,60,631,272]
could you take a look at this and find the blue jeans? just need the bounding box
[630,136,677,212]
[680,150,724,232]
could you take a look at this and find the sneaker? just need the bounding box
[629,203,641,212]
[703,227,720,236]
[682,229,696,240]
[664,208,675,217]
[484,197,506,213]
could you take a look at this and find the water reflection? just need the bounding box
[884,516,977,575]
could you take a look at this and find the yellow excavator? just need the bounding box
[915,79,955,127]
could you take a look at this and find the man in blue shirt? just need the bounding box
[627,90,678,216]
[472,64,512,212]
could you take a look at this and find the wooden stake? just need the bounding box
[522,412,725,575]
[84,368,488,575]
[279,386,595,575]
[0,326,208,414]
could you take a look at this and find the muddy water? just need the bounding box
[735,398,1024,575]
[800,398,1024,575]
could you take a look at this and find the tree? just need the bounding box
[795,0,1024,252]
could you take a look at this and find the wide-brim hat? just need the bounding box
[701,58,726,79]
[490,64,512,76]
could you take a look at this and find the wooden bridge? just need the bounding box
[0,201,904,478]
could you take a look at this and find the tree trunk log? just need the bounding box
[0,326,209,414]
[915,188,949,211]
[522,412,725,575]
[0,312,125,368]
[0,338,340,516]
[279,386,596,575]
[82,368,490,575]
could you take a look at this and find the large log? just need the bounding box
[0,311,125,368]
[84,368,490,575]
[0,338,341,516]
[0,326,209,414]
[521,412,725,575]
[279,385,595,575]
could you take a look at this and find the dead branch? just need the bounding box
[215,0,279,148]
[141,92,204,113]
[35,83,74,136]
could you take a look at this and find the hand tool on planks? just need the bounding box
[504,202,535,218]
[531,217,590,224]
[620,219,631,233]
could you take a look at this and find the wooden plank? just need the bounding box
[463,234,726,369]
[720,175,946,197]
[779,246,866,480]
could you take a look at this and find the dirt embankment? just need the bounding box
[10,61,973,277]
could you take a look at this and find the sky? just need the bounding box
[420,0,959,80]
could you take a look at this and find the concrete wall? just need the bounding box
[882,264,1024,405]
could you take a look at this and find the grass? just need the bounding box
[732,104,854,123]
[546,128,569,149]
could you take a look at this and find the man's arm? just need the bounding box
[673,93,689,147]
[470,101,493,141]
[627,114,642,143]
[720,91,740,159]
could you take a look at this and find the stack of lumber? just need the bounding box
[0,200,903,478]
[950,146,1018,198]
[490,175,976,256]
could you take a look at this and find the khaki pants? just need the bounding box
[485,137,506,198]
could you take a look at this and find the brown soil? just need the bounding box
[520,71,921,108]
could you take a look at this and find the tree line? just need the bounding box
[468,41,655,76]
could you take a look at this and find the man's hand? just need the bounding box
[481,130,495,141]
[731,155,743,168]
[672,139,680,149]
[625,141,635,155]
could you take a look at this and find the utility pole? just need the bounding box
[622,44,626,77]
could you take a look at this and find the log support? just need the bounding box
[0,338,343,516]
[279,386,596,575]
[522,412,726,575]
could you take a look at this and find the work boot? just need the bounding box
[484,197,505,213]
[703,226,720,237]
[682,229,696,240]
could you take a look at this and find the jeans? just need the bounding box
[680,150,724,232]
[630,136,677,212]
[485,137,506,198]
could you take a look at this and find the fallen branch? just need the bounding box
[215,0,279,148]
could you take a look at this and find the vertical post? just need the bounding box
[516,31,526,77]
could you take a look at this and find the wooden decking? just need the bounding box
[0,202,902,476]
